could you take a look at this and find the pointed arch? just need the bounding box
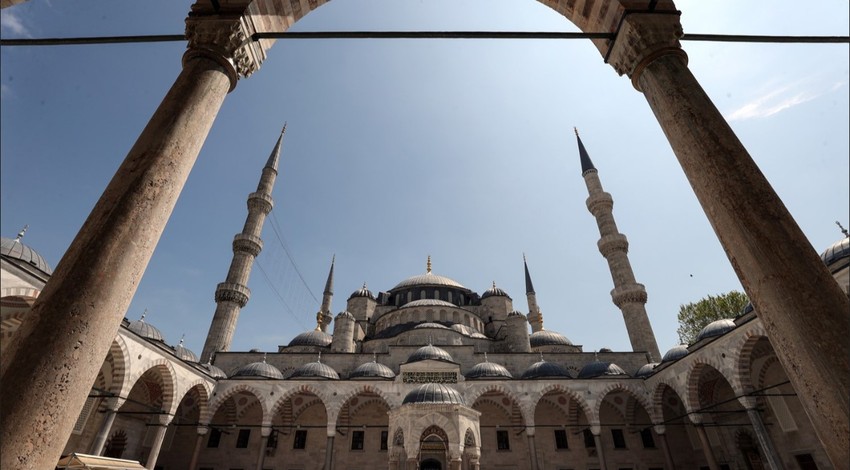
[107,335,130,397]
[734,326,769,394]
[269,383,330,417]
[127,359,178,415]
[531,383,593,422]
[594,382,657,424]
[335,383,398,412]
[174,380,212,424]
[205,383,267,424]
[686,359,734,413]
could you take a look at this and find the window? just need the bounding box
[795,454,818,470]
[583,429,596,448]
[554,430,568,449]
[351,430,365,450]
[380,431,389,451]
[236,429,251,448]
[611,429,627,449]
[293,430,307,449]
[207,428,222,448]
[496,430,510,450]
[640,428,655,448]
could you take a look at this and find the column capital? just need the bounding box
[196,426,209,436]
[589,424,602,436]
[151,414,173,426]
[652,424,666,435]
[606,12,687,91]
[103,396,126,411]
[184,13,266,90]
[737,396,759,410]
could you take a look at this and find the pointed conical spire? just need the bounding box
[323,255,335,296]
[265,123,286,172]
[523,253,535,294]
[575,128,596,175]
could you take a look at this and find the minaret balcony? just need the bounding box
[232,233,263,257]
[247,191,274,214]
[215,282,251,307]
[597,234,629,257]
[610,284,648,308]
[585,192,613,216]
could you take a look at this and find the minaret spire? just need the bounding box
[576,130,660,361]
[316,255,335,332]
[523,254,544,332]
[201,128,285,362]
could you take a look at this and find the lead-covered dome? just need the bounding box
[127,313,164,342]
[635,363,659,378]
[0,236,53,275]
[821,236,850,267]
[481,282,510,300]
[350,360,396,380]
[521,360,573,379]
[402,383,465,405]
[696,319,736,342]
[173,338,199,363]
[393,272,466,290]
[349,283,375,300]
[530,330,573,347]
[407,344,455,364]
[231,359,284,379]
[661,345,689,363]
[466,360,513,380]
[290,360,340,380]
[288,330,333,348]
[577,361,629,379]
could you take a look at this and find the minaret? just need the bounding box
[201,126,285,362]
[524,254,544,333]
[315,256,335,333]
[576,128,661,361]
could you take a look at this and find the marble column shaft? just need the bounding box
[694,424,719,470]
[0,44,235,470]
[324,435,335,470]
[655,428,676,470]
[746,408,785,470]
[188,427,208,470]
[592,433,608,470]
[145,423,170,470]
[90,407,119,456]
[256,429,271,470]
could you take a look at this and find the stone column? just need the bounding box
[145,416,172,470]
[0,10,267,470]
[188,426,208,470]
[449,456,462,470]
[407,457,419,470]
[591,426,608,470]
[525,427,539,470]
[324,435,335,470]
[653,425,676,470]
[605,11,850,467]
[256,426,271,470]
[89,397,125,456]
[693,424,719,470]
[744,406,785,470]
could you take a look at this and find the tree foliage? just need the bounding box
[676,291,749,345]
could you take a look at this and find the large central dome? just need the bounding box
[392,272,466,290]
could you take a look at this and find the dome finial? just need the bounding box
[539,352,545,362]
[314,311,323,332]
[179,334,186,346]
[262,352,268,363]
[14,225,28,242]
[372,352,378,363]
[484,352,489,363]
[594,350,599,362]
[317,351,322,363]
[492,281,497,289]
[836,220,849,238]
[426,255,432,274]
[139,309,147,322]
[362,281,368,289]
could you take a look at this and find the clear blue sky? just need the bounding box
[2,0,848,359]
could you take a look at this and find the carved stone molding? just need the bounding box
[585,192,613,216]
[606,12,686,88]
[184,14,266,87]
[233,233,263,257]
[611,283,648,308]
[597,234,629,257]
[215,282,251,307]
[248,191,274,214]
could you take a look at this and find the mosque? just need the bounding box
[2,131,847,470]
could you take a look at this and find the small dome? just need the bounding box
[741,302,755,315]
[507,310,525,317]
[0,236,53,275]
[174,340,199,363]
[290,360,340,380]
[414,322,450,330]
[402,383,465,405]
[407,344,454,364]
[335,311,355,321]
[127,314,164,342]
[349,283,375,300]
[288,330,333,348]
[635,363,659,378]
[821,237,850,267]
[481,282,510,300]
[578,361,629,379]
[530,330,573,347]
[392,272,466,290]
[521,360,573,379]
[201,362,227,379]
[232,360,284,380]
[466,360,513,380]
[350,360,396,380]
[696,319,736,341]
[401,299,457,308]
[661,345,689,363]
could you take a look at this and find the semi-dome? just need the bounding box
[821,236,850,267]
[696,319,736,342]
[407,344,454,364]
[173,338,198,363]
[231,360,284,379]
[401,299,457,309]
[661,345,689,363]
[350,360,396,380]
[466,359,513,380]
[521,360,573,379]
[288,330,333,348]
[0,236,53,275]
[577,361,629,379]
[481,282,510,300]
[348,283,375,300]
[290,360,340,380]
[392,272,466,290]
[530,330,573,347]
[402,383,465,405]
[635,363,659,378]
[127,313,164,342]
